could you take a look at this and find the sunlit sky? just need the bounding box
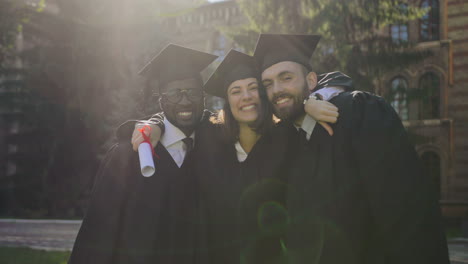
[207,0,226,2]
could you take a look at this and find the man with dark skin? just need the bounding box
[161,78,205,136]
[254,33,449,264]
[68,44,217,264]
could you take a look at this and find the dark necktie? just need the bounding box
[182,137,193,153]
[298,128,308,146]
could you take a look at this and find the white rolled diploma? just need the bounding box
[138,142,155,177]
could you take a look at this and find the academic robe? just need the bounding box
[283,91,449,264]
[136,71,355,264]
[70,72,353,264]
[69,121,202,264]
[193,123,292,264]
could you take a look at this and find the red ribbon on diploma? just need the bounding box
[138,125,159,159]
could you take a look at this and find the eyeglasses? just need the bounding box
[158,89,204,104]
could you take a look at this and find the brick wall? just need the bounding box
[447,0,468,201]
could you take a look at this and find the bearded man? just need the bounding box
[254,33,449,264]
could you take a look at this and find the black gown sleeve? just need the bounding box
[316,71,354,91]
[68,142,134,264]
[115,113,165,143]
[115,110,215,143]
[349,92,449,264]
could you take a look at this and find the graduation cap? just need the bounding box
[138,44,218,91]
[253,34,321,72]
[317,71,354,90]
[204,49,259,99]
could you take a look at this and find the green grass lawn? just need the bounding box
[447,226,463,239]
[0,226,461,264]
[0,247,70,264]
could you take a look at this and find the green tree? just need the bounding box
[222,0,431,93]
[5,0,165,217]
[0,0,27,67]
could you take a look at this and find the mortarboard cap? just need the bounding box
[204,49,259,99]
[253,34,321,72]
[317,71,353,91]
[138,44,218,91]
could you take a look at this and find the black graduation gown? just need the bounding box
[283,91,449,264]
[71,72,356,264]
[69,128,199,264]
[68,142,131,264]
[194,124,291,264]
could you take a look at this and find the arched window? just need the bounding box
[420,0,439,41]
[390,4,409,43]
[421,151,441,200]
[418,72,440,119]
[389,77,409,120]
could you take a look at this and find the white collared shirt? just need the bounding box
[160,118,195,168]
[296,115,316,140]
[234,141,248,162]
[296,86,345,139]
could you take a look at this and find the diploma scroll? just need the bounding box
[138,142,155,177]
[137,124,156,177]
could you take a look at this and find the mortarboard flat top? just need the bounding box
[253,34,321,72]
[138,44,218,90]
[204,49,259,99]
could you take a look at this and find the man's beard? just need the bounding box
[272,84,309,122]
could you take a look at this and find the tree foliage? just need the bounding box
[1,0,165,218]
[222,0,431,93]
[0,0,39,67]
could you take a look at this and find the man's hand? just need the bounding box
[131,122,162,152]
[304,98,339,136]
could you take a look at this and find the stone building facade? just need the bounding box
[159,0,468,215]
[377,0,468,216]
[0,69,23,215]
[0,20,25,214]
[0,0,59,215]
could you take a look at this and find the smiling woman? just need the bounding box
[193,49,289,264]
[227,78,261,125]
[204,49,273,144]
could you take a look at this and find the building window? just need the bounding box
[390,4,409,43]
[421,151,441,200]
[6,161,16,176]
[9,121,19,134]
[418,72,440,119]
[224,7,230,21]
[8,144,18,154]
[389,77,409,120]
[391,24,409,43]
[213,33,227,61]
[200,13,205,25]
[420,0,439,41]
